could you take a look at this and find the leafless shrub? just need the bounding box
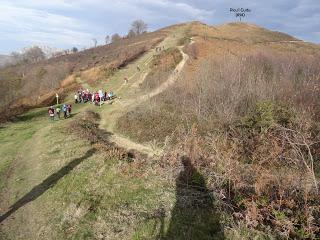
[111,33,122,43]
[118,49,320,237]
[159,51,320,126]
[161,124,320,238]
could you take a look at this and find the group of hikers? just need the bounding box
[47,89,116,121]
[75,89,115,106]
[48,104,72,121]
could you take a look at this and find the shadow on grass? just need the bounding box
[11,107,78,123]
[160,156,225,240]
[0,148,96,223]
[11,108,48,123]
[58,112,78,121]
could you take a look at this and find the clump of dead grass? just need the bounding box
[70,110,142,162]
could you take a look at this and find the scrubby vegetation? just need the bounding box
[70,110,135,161]
[117,47,320,238]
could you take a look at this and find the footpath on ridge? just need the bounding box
[87,29,194,157]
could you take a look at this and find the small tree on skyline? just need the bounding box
[23,46,45,63]
[131,20,148,35]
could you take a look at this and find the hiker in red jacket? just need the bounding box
[48,106,54,121]
[67,104,72,117]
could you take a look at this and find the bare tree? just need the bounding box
[105,35,110,44]
[9,46,45,65]
[131,20,148,35]
[111,33,121,43]
[23,46,45,63]
[92,38,98,48]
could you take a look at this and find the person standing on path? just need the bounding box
[74,93,78,104]
[48,106,55,121]
[62,104,67,119]
[56,106,61,119]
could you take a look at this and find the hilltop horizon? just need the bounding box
[0,0,319,54]
[1,20,317,57]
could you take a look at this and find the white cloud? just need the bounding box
[70,0,213,22]
[0,2,95,51]
[0,0,77,10]
[0,0,319,53]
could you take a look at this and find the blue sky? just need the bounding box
[0,0,319,54]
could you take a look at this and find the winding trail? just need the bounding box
[100,40,193,157]
[138,46,189,104]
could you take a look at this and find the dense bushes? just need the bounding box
[160,101,319,238]
[241,101,296,132]
[117,49,320,238]
[171,52,320,125]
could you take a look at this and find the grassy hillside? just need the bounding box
[0,24,194,240]
[0,30,168,122]
[0,22,319,239]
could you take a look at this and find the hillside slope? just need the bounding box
[0,22,319,239]
[117,22,320,238]
[0,30,169,121]
[0,23,195,240]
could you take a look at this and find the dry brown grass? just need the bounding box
[189,22,297,44]
[160,121,320,238]
[70,110,143,162]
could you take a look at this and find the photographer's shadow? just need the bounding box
[162,156,224,240]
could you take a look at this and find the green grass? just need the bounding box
[0,24,208,240]
[0,110,46,190]
[48,149,172,239]
[0,108,175,239]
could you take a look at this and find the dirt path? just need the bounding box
[99,38,193,157]
[137,46,190,104]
